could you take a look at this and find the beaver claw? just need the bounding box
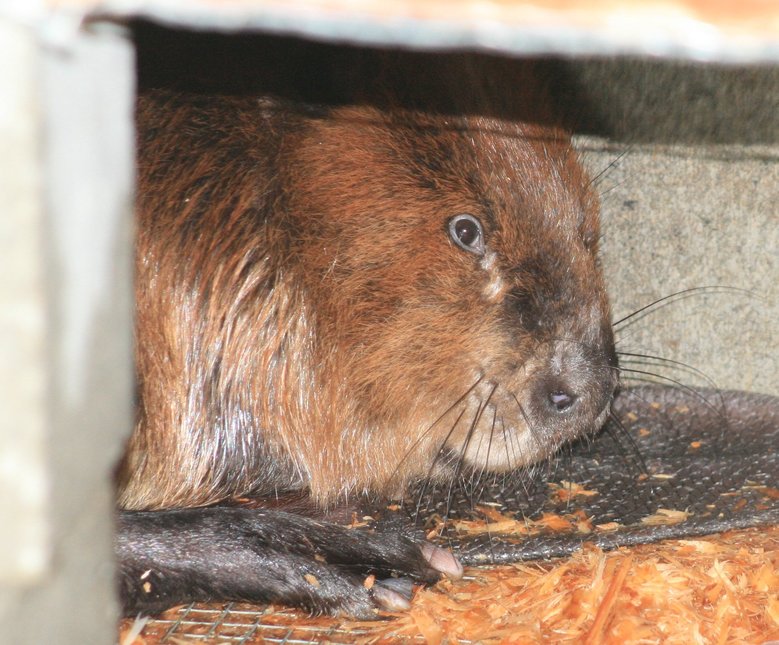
[117,507,459,619]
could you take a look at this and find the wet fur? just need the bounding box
[118,34,618,616]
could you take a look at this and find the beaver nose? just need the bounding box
[534,371,611,427]
[532,339,617,425]
[548,389,578,413]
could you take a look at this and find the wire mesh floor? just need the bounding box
[127,603,383,644]
[121,598,459,644]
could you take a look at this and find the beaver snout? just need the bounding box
[497,334,618,472]
[447,334,617,473]
[531,338,618,427]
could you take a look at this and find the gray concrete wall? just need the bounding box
[582,143,778,396]
[558,59,777,396]
[0,17,49,588]
[0,15,135,644]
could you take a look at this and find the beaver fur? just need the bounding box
[117,32,617,618]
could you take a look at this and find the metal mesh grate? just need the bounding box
[124,596,474,643]
[158,605,373,643]
[127,603,377,643]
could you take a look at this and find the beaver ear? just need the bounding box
[448,214,485,255]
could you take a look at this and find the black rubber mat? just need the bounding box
[378,385,779,565]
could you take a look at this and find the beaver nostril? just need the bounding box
[549,390,577,412]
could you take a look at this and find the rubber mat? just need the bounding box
[386,384,779,564]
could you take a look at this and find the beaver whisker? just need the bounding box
[412,408,468,523]
[588,147,633,190]
[498,413,523,481]
[505,395,542,501]
[509,390,549,456]
[616,352,729,427]
[388,376,484,494]
[471,405,499,502]
[587,146,633,191]
[606,401,692,505]
[617,351,723,393]
[443,385,496,522]
[500,412,537,508]
[619,367,730,426]
[457,407,492,504]
[612,286,755,333]
[604,407,652,480]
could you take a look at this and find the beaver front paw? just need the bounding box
[116,507,461,619]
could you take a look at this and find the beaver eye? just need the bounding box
[448,214,485,255]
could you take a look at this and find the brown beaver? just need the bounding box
[116,35,618,618]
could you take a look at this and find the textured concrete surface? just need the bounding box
[44,0,779,63]
[557,55,777,398]
[0,18,135,645]
[553,59,779,145]
[0,19,49,585]
[580,142,778,397]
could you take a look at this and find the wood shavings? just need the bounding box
[358,526,779,644]
[767,597,779,626]
[408,607,443,644]
[548,480,599,503]
[119,526,779,644]
[747,485,779,500]
[346,512,372,529]
[595,521,622,532]
[451,506,592,537]
[583,555,633,645]
[119,616,150,645]
[640,508,690,525]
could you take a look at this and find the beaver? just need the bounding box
[116,36,618,618]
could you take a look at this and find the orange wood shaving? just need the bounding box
[548,480,599,503]
[452,507,587,537]
[583,555,633,645]
[121,525,779,644]
[409,606,443,644]
[640,508,690,525]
